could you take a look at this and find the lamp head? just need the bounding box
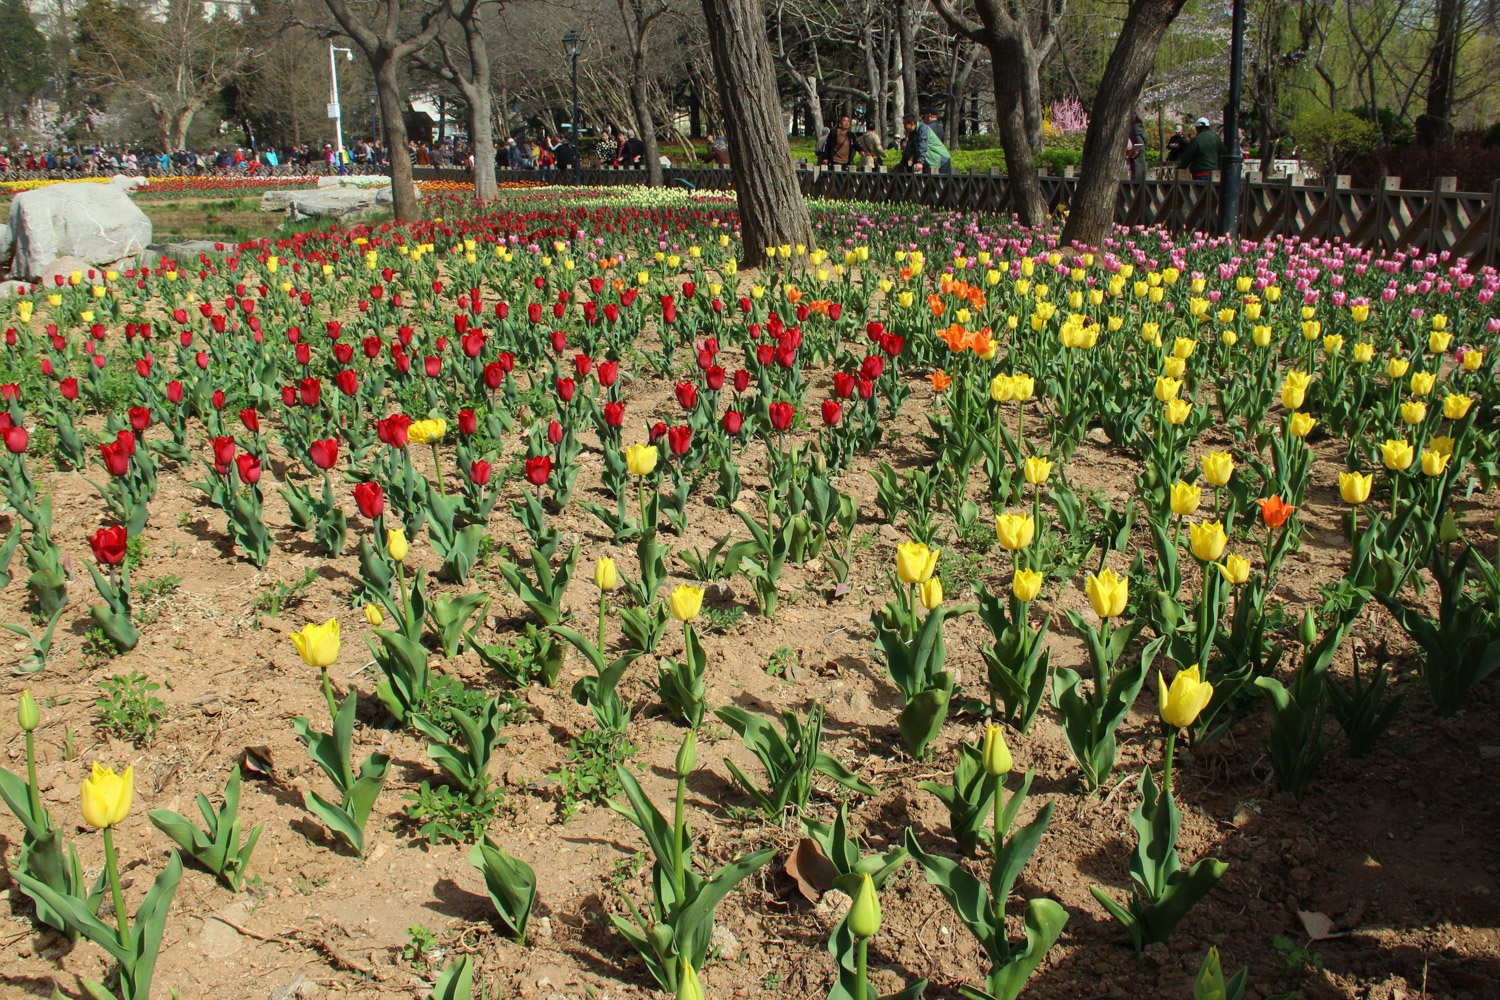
[563,29,584,56]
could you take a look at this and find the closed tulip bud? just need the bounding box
[918,576,943,610]
[17,689,39,732]
[670,584,704,622]
[1011,568,1043,602]
[80,763,134,828]
[849,872,882,939]
[1300,610,1318,646]
[677,960,704,1000]
[982,724,1013,776]
[1158,665,1214,729]
[1339,471,1373,504]
[387,527,409,562]
[1216,553,1251,585]
[895,541,940,584]
[1189,520,1227,561]
[994,513,1035,551]
[1400,401,1427,425]
[1085,568,1129,619]
[675,729,697,777]
[1380,438,1414,471]
[364,604,383,627]
[1421,449,1449,477]
[1170,480,1201,517]
[1200,451,1233,487]
[1443,393,1473,419]
[1288,411,1317,438]
[595,557,619,592]
[1024,456,1052,485]
[291,618,340,668]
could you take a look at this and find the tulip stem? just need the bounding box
[1161,729,1178,800]
[856,937,868,1000]
[320,665,338,723]
[24,731,45,832]
[598,592,608,655]
[672,768,687,911]
[102,825,130,951]
[430,443,446,496]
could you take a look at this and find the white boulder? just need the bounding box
[7,182,152,279]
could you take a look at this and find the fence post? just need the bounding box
[1489,179,1500,269]
[1378,176,1401,253]
[1428,176,1457,253]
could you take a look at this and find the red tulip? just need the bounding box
[299,377,321,406]
[547,419,563,445]
[90,525,127,565]
[821,399,842,427]
[282,385,297,408]
[769,402,795,431]
[603,401,625,428]
[128,406,151,432]
[483,362,505,389]
[527,302,543,324]
[525,455,551,486]
[377,414,413,447]
[667,425,692,456]
[574,354,593,378]
[858,378,874,400]
[470,460,492,486]
[462,331,485,358]
[211,436,236,467]
[3,425,28,453]
[235,453,262,485]
[550,329,567,353]
[336,370,358,396]
[240,407,259,432]
[705,366,725,391]
[675,382,697,410]
[294,343,312,366]
[363,336,382,359]
[424,356,442,377]
[556,377,576,403]
[353,481,385,519]
[60,378,80,401]
[733,369,750,393]
[861,355,885,380]
[166,380,184,403]
[723,410,744,435]
[598,360,619,387]
[333,342,354,365]
[649,421,667,444]
[308,438,339,470]
[211,390,226,409]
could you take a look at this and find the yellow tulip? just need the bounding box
[1353,342,1374,363]
[1155,376,1181,402]
[595,557,619,592]
[1011,568,1043,602]
[1158,665,1214,729]
[1172,336,1196,360]
[1221,329,1238,347]
[407,418,447,445]
[291,618,341,668]
[1421,449,1449,477]
[669,584,704,622]
[1170,480,1202,517]
[387,528,409,562]
[1409,371,1435,397]
[1085,568,1129,619]
[982,724,1013,776]
[1462,349,1484,371]
[1380,438,1414,471]
[1252,325,1272,347]
[919,576,944,610]
[994,513,1035,551]
[1443,393,1473,419]
[1401,401,1427,425]
[625,442,659,476]
[1387,357,1410,379]
[1280,370,1311,410]
[1162,356,1186,378]
[1429,435,1455,458]
[364,604,383,626]
[1189,521,1227,562]
[1428,330,1452,353]
[1339,471,1372,504]
[1163,398,1192,425]
[1323,334,1344,355]
[1012,374,1035,400]
[1288,411,1317,438]
[1349,303,1369,323]
[1201,451,1234,487]
[989,374,1016,402]
[1432,313,1448,330]
[895,541,939,585]
[1023,456,1052,485]
[80,763,134,829]
[1217,554,1251,585]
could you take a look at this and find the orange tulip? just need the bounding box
[928,370,952,391]
[1257,495,1296,528]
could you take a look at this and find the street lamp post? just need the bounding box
[1218,0,1246,236]
[563,30,584,184]
[328,43,354,161]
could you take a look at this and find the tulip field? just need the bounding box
[3,185,1500,999]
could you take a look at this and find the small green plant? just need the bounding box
[251,567,318,621]
[123,534,148,571]
[553,727,637,820]
[134,575,182,627]
[1194,945,1248,1000]
[83,626,120,667]
[715,702,875,819]
[402,923,439,968]
[765,645,798,678]
[147,766,263,891]
[429,955,478,1000]
[469,836,537,941]
[293,692,391,855]
[403,781,504,845]
[95,673,166,746]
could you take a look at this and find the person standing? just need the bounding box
[1174,117,1224,182]
[620,130,644,167]
[1126,115,1146,182]
[922,110,946,143]
[900,113,951,174]
[817,115,855,167]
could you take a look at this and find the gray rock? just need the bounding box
[287,187,379,221]
[7,183,152,279]
[259,189,298,213]
[0,223,10,259]
[0,279,32,299]
[156,240,225,264]
[109,174,148,193]
[36,255,102,287]
[315,174,388,189]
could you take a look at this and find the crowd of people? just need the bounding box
[0,141,396,178]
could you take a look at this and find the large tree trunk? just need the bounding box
[375,57,421,220]
[463,16,497,201]
[991,39,1045,224]
[1417,0,1460,145]
[631,64,663,186]
[700,0,814,264]
[897,0,920,120]
[1019,33,1046,151]
[170,107,196,152]
[1061,0,1190,247]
